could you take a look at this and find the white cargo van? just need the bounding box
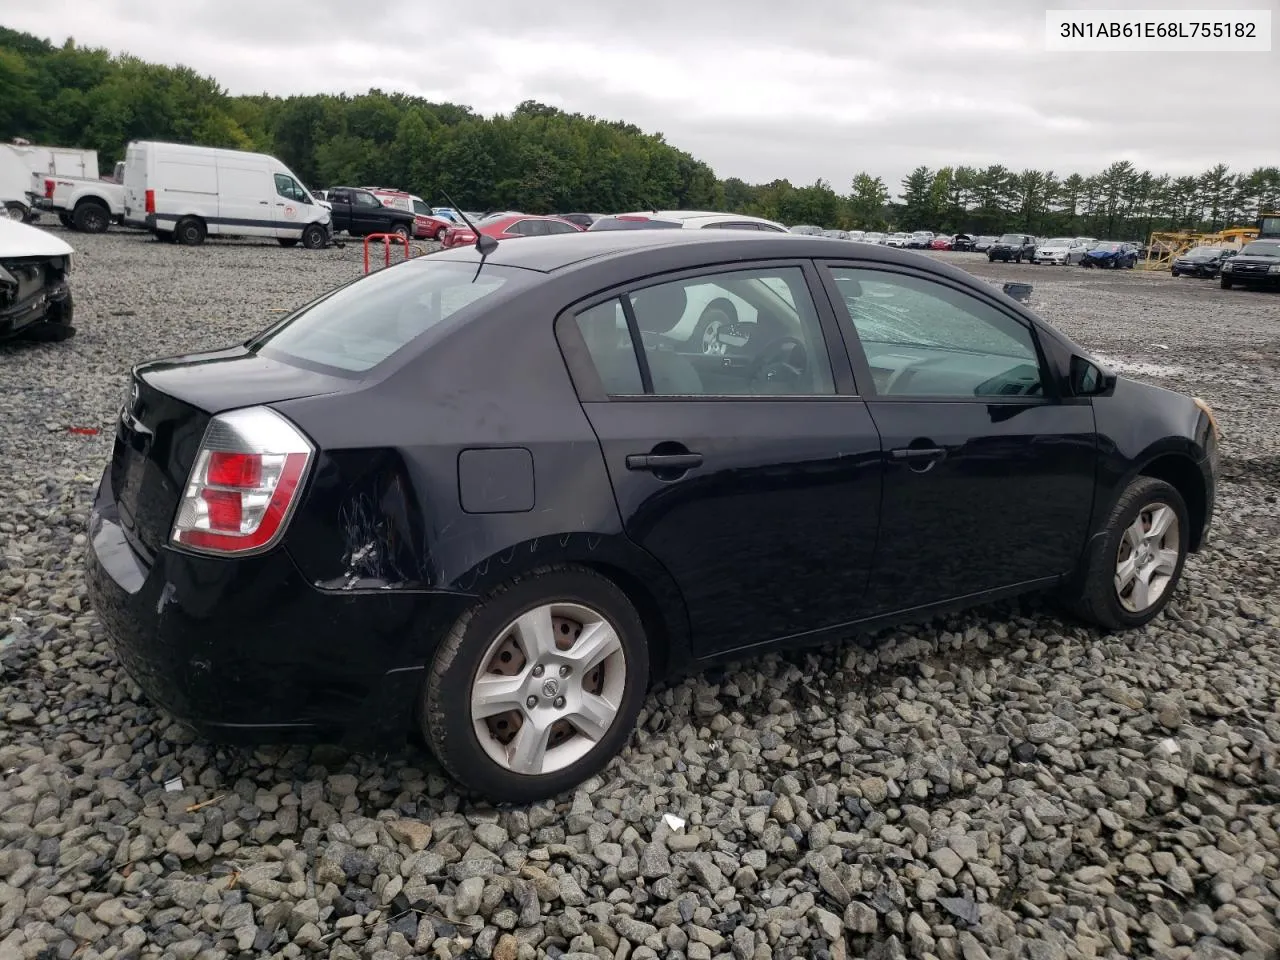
[122,141,332,248]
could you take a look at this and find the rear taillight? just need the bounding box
[44,178,54,199]
[170,406,313,556]
[145,189,155,214]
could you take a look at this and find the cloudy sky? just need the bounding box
[5,0,1277,193]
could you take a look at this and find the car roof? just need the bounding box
[429,228,989,277]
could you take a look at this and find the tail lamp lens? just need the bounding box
[171,406,313,555]
[145,189,156,214]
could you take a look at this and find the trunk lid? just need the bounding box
[110,346,348,559]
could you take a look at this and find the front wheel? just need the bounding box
[4,202,27,222]
[302,224,327,250]
[1065,476,1189,631]
[422,566,649,803]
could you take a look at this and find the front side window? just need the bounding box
[274,173,308,203]
[354,192,380,208]
[827,267,1044,399]
[573,266,836,398]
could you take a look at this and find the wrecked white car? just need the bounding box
[0,218,75,343]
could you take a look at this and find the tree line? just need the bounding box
[3,27,1276,239]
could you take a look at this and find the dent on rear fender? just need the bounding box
[312,462,434,592]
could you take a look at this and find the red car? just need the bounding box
[367,189,453,240]
[440,214,583,249]
[929,235,954,250]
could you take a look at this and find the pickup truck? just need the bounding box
[326,186,415,239]
[32,162,126,233]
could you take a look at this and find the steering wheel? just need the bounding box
[748,336,807,388]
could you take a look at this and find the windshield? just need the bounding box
[252,260,531,374]
[1043,238,1072,246]
[1240,241,1280,257]
[1185,246,1222,257]
[997,234,1022,244]
[588,216,682,231]
[1093,242,1122,252]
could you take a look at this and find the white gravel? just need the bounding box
[1,229,1278,960]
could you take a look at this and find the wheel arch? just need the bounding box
[1137,452,1209,551]
[447,537,693,684]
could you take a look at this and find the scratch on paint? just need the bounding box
[155,582,176,616]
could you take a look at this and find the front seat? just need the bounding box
[629,285,703,395]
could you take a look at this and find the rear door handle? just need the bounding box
[890,447,946,460]
[626,453,703,471]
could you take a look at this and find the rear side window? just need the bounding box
[253,261,531,374]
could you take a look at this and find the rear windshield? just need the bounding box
[251,260,531,373]
[588,217,683,231]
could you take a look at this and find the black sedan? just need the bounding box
[86,231,1220,802]
[1219,240,1280,290]
[1171,246,1235,278]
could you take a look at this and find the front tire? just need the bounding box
[1066,476,1189,631]
[3,202,26,222]
[422,565,650,803]
[302,224,327,249]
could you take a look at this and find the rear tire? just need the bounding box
[58,212,74,228]
[4,202,27,222]
[392,223,411,242]
[1064,476,1188,631]
[422,565,650,803]
[72,201,110,233]
[175,217,206,246]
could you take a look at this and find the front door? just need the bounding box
[820,262,1098,613]
[564,262,884,658]
[272,172,311,240]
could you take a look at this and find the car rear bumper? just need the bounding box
[85,466,472,746]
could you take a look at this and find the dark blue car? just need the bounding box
[1081,241,1138,269]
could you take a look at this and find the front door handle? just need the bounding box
[626,453,703,471]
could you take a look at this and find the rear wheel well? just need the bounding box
[578,561,674,682]
[1140,454,1207,550]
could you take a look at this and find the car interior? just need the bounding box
[831,271,1044,397]
[575,269,836,396]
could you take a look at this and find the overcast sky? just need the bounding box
[5,0,1277,193]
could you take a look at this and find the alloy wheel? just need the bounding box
[1114,502,1181,613]
[700,319,727,356]
[470,602,626,776]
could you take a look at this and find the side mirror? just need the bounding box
[1070,355,1117,397]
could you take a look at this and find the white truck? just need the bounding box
[123,141,332,248]
[32,161,126,233]
[1,144,101,222]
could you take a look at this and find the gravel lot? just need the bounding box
[2,229,1278,960]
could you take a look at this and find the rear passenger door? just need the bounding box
[558,261,885,658]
